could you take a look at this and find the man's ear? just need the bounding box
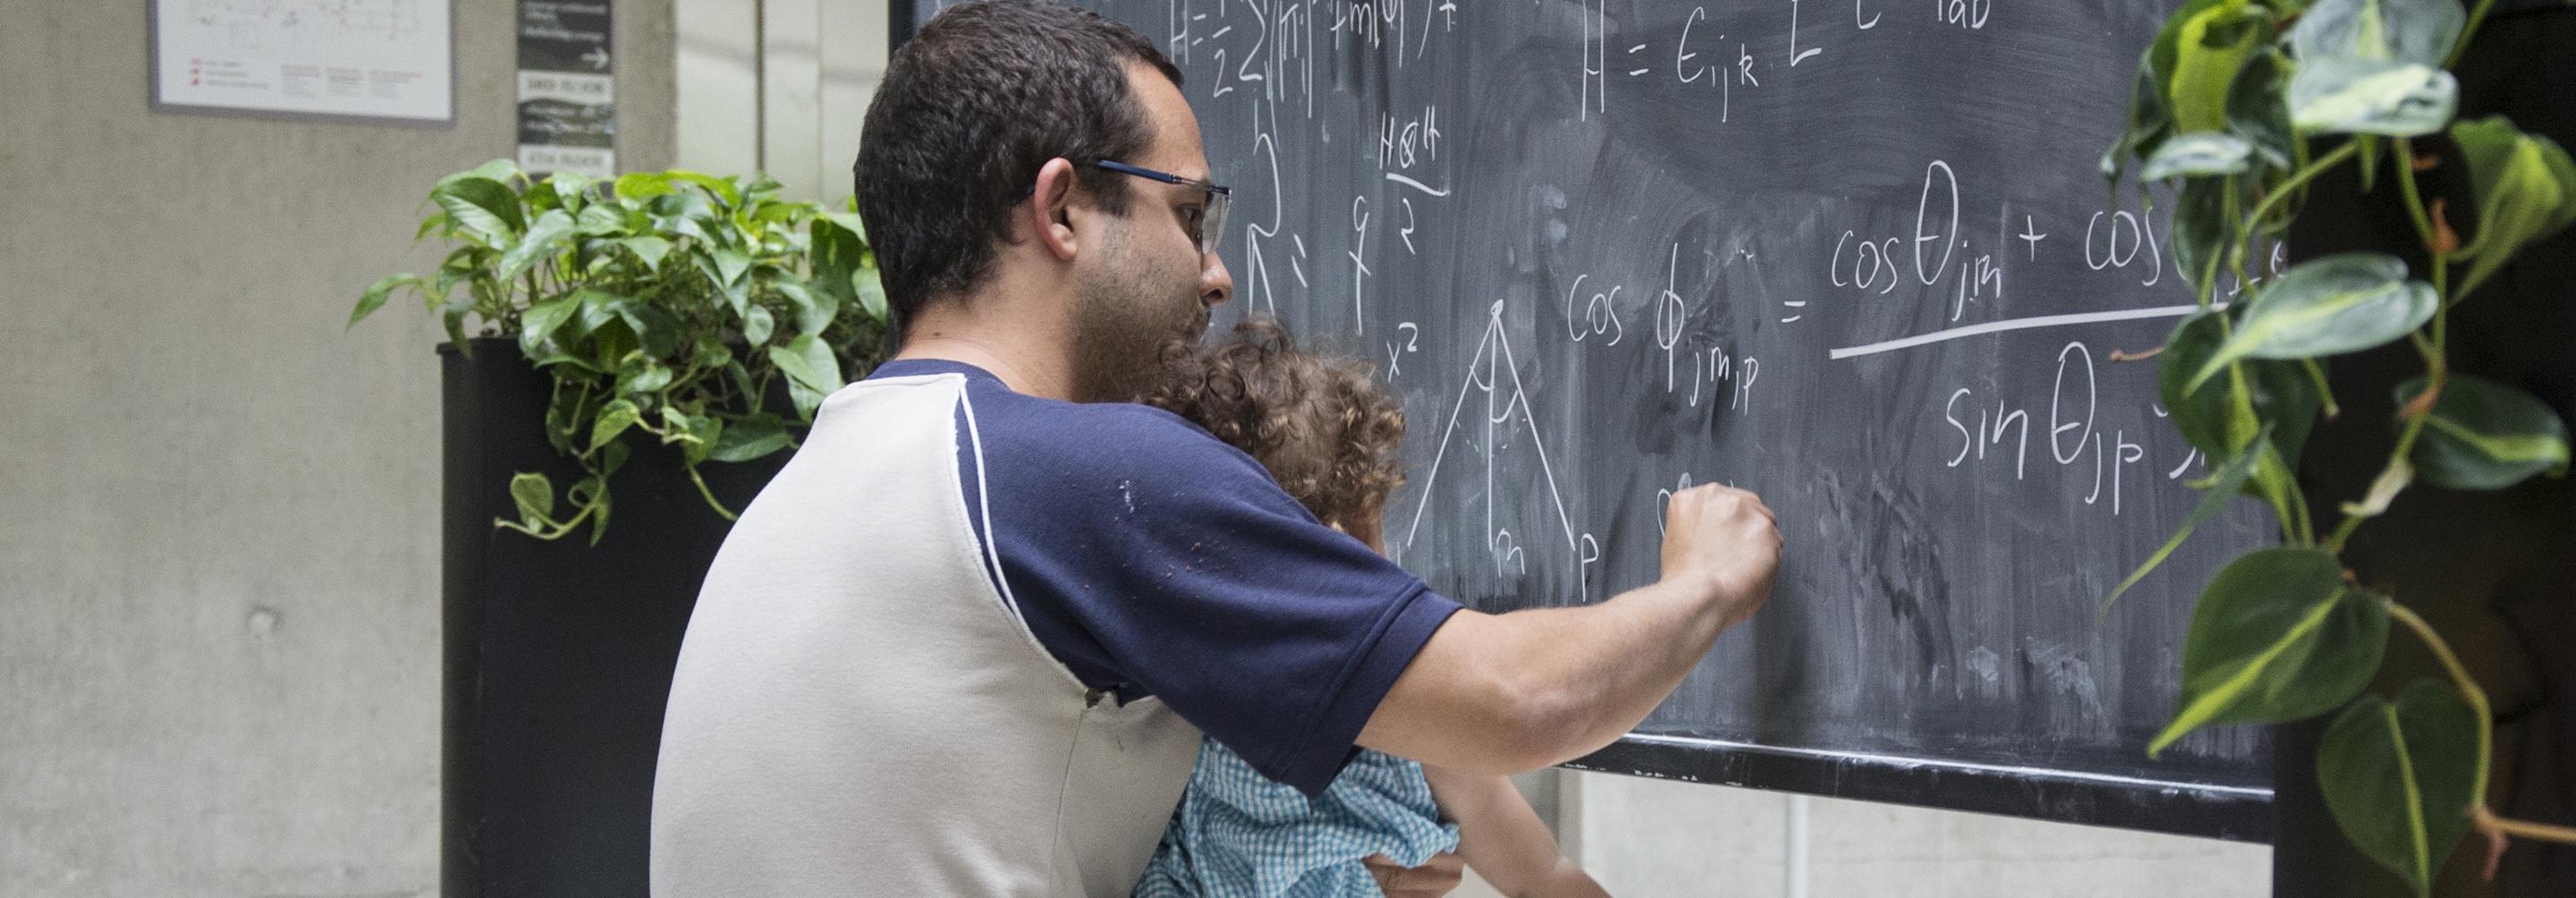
[1027,157,1082,262]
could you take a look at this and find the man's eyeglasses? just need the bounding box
[1091,160,1231,256]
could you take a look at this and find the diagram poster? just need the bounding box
[149,0,455,125]
[516,1,614,178]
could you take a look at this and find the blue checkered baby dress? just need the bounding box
[1132,737,1461,898]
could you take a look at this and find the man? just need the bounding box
[648,3,1783,897]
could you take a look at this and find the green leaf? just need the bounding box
[2148,547,2390,757]
[573,203,627,236]
[853,267,888,322]
[2170,2,2271,134]
[617,302,683,359]
[620,236,673,271]
[777,279,839,335]
[666,171,743,207]
[614,171,674,199]
[544,387,581,453]
[665,213,714,244]
[2149,0,2232,98]
[441,294,475,353]
[2143,132,2255,181]
[712,248,752,286]
[2287,0,2464,67]
[580,474,613,545]
[2318,679,2480,898]
[2290,58,2458,137]
[548,172,592,208]
[496,208,575,285]
[2185,253,2436,392]
[742,304,775,347]
[518,294,582,358]
[573,288,624,340]
[2448,116,2576,293]
[2104,57,2174,183]
[748,200,800,227]
[2398,373,2572,489]
[438,158,521,191]
[680,412,722,466]
[819,210,869,241]
[768,335,844,419]
[2225,50,2296,170]
[433,176,528,239]
[432,255,475,303]
[508,471,556,526]
[591,398,642,450]
[811,213,870,275]
[2171,175,2237,294]
[2105,430,2270,613]
[350,274,418,328]
[2161,310,2325,469]
[691,331,734,370]
[600,437,631,476]
[616,358,674,397]
[709,412,792,462]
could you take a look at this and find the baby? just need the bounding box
[1137,318,1609,898]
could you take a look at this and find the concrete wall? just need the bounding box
[675,0,887,204]
[0,3,673,895]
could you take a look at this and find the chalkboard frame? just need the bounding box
[891,0,2282,844]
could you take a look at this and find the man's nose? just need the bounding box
[1200,253,1233,308]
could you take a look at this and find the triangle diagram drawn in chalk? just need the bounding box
[1397,301,1597,590]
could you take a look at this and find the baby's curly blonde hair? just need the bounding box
[1143,318,1407,531]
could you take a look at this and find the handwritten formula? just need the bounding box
[1079,0,2271,793]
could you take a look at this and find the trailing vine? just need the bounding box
[2103,0,2574,893]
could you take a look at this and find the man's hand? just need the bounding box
[1658,483,1780,630]
[1362,851,1463,898]
[1357,483,1780,774]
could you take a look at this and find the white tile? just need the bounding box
[1571,772,1791,898]
[1563,774,2270,898]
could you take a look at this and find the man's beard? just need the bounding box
[1069,230,1205,402]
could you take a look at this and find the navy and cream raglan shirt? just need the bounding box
[651,358,1462,898]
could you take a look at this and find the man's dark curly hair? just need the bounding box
[1144,318,1408,531]
[854,1,1182,335]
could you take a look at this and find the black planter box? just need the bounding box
[441,338,792,898]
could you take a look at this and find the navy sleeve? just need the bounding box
[954,375,1461,797]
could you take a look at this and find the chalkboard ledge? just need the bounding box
[1564,734,2272,843]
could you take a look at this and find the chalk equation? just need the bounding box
[1069,0,2271,797]
[1121,0,2235,599]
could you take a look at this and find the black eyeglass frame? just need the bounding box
[1092,160,1231,254]
[1021,160,1231,256]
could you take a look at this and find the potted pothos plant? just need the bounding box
[353,158,889,542]
[2102,0,2575,894]
[351,159,889,898]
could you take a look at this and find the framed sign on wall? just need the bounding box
[515,0,614,177]
[148,0,455,127]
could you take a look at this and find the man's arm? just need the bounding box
[1355,483,1779,774]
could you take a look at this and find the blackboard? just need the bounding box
[902,0,2277,842]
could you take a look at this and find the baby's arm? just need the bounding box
[1420,766,1611,898]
